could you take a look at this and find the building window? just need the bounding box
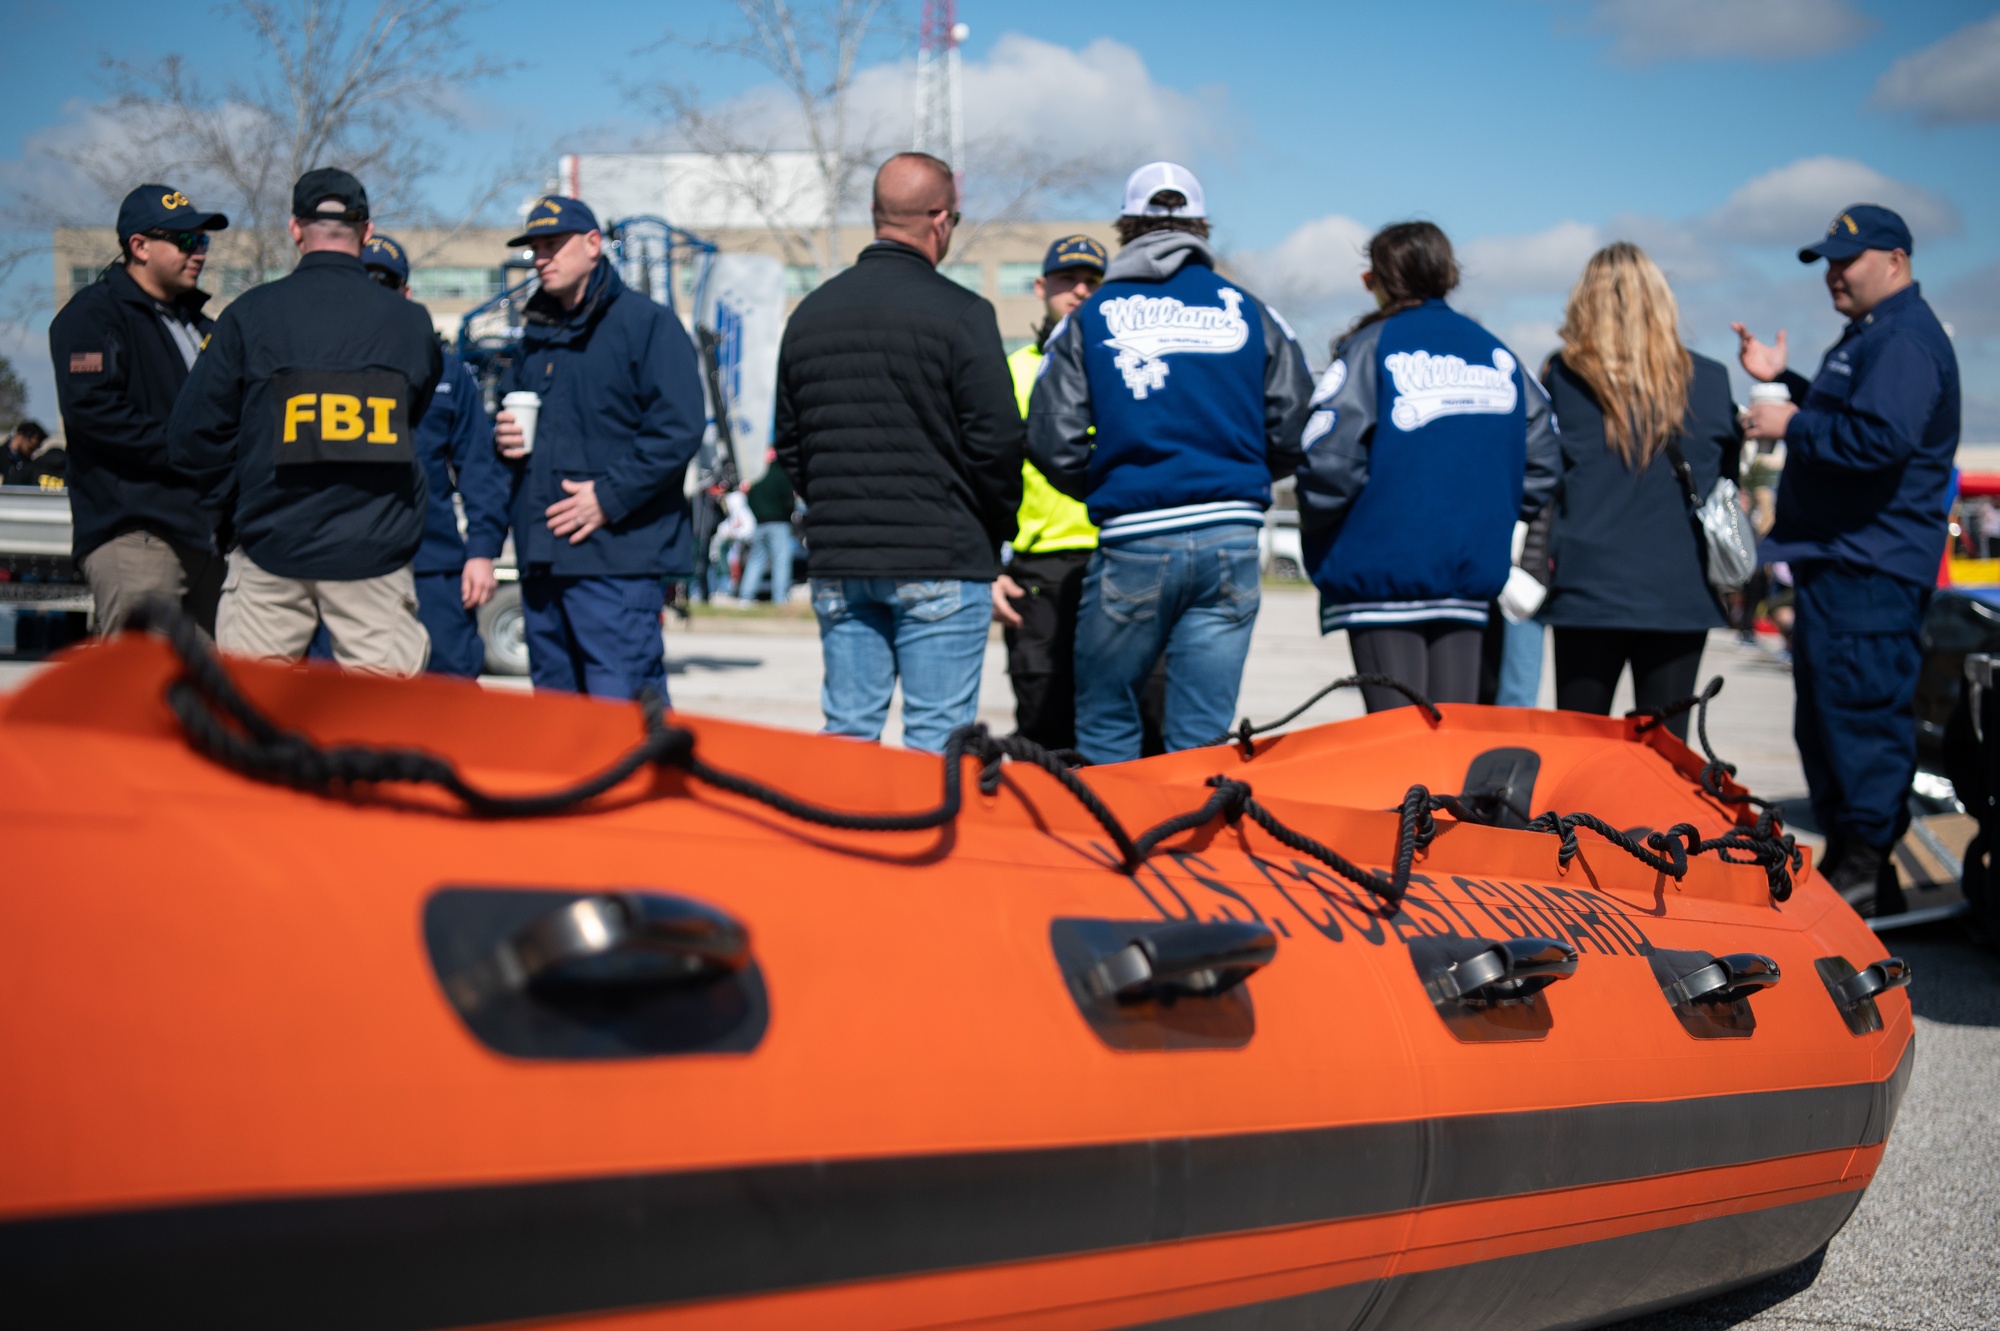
[939,263,983,294]
[69,265,100,293]
[408,268,507,301]
[997,262,1039,297]
[784,265,820,297]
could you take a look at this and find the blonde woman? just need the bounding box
[1539,243,1742,740]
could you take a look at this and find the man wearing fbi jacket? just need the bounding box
[167,168,442,675]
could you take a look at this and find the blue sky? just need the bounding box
[4,0,1997,429]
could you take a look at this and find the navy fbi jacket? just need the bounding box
[1761,282,1960,587]
[502,259,704,578]
[168,251,442,581]
[415,350,509,575]
[48,264,217,560]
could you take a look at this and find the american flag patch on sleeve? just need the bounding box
[68,351,104,373]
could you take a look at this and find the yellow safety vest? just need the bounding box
[1007,343,1097,554]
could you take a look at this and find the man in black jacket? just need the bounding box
[773,152,1024,752]
[49,185,228,631]
[168,169,442,675]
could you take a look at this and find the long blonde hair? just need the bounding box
[1557,243,1692,468]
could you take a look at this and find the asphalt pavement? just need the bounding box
[3,589,1993,1328]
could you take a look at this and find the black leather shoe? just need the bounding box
[1829,842,1887,907]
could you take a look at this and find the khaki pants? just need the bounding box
[216,550,430,677]
[81,530,225,635]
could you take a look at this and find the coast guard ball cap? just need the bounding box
[1121,162,1206,219]
[362,234,409,282]
[507,195,601,248]
[1042,234,1108,275]
[116,185,228,241]
[292,168,370,223]
[1799,204,1913,263]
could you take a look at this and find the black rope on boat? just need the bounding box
[122,604,1799,902]
[1212,673,1442,754]
[1627,676,1802,900]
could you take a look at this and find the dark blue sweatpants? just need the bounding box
[416,571,486,679]
[1792,562,1927,851]
[522,574,669,702]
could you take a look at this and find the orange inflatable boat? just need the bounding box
[0,616,1913,1330]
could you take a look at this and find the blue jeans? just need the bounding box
[416,570,485,678]
[737,521,795,602]
[1074,526,1262,763]
[522,574,668,702]
[813,578,991,753]
[1495,617,1544,707]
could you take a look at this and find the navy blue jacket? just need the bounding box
[415,350,509,574]
[1027,231,1311,543]
[1761,283,1959,587]
[1296,300,1560,632]
[502,259,704,577]
[1540,351,1742,632]
[48,264,216,559]
[167,251,441,580]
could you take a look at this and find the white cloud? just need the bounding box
[1585,0,1873,63]
[1873,14,2000,125]
[959,35,1224,168]
[1231,213,1370,306]
[1703,156,1960,246]
[1459,220,1603,298]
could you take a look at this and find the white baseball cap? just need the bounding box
[1121,162,1206,219]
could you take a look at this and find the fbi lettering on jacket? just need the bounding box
[272,370,413,466]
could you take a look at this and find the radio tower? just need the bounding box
[913,1,967,174]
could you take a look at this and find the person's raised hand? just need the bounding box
[992,574,1025,629]
[461,556,498,609]
[494,410,528,460]
[547,479,605,544]
[1731,323,1789,382]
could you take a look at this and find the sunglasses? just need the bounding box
[367,269,406,291]
[144,230,211,254]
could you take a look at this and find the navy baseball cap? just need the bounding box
[1800,204,1913,263]
[507,195,600,248]
[116,184,228,242]
[362,234,409,282]
[292,168,369,223]
[1042,234,1107,276]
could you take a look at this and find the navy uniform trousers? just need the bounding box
[522,573,669,702]
[416,571,486,679]
[1791,561,1928,853]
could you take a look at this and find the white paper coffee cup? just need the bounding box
[501,391,541,454]
[1748,382,1791,407]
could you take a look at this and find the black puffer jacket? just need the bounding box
[773,240,1023,580]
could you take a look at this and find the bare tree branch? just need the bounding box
[646,0,902,279]
[80,0,515,282]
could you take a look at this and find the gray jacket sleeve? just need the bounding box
[1255,297,1313,480]
[1293,324,1380,539]
[1024,312,1093,500]
[1520,358,1560,519]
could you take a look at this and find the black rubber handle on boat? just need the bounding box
[1836,957,1911,1007]
[1429,936,1579,1004]
[1664,952,1781,1007]
[505,893,750,992]
[1083,921,1277,1002]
